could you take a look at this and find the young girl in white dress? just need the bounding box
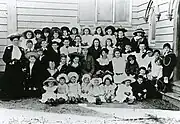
[112,48,127,84]
[104,38,114,60]
[87,78,106,104]
[67,72,81,103]
[81,74,91,102]
[56,74,69,103]
[102,75,116,103]
[81,27,93,46]
[39,77,58,106]
[113,78,135,104]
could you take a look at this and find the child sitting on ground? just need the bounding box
[131,75,147,101]
[56,74,69,104]
[87,77,106,105]
[103,75,116,103]
[39,77,58,106]
[81,74,91,102]
[113,78,135,104]
[67,72,81,103]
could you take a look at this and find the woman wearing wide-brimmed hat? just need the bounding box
[130,28,149,52]
[0,33,26,100]
[115,27,130,52]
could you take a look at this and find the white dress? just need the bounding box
[40,86,58,103]
[113,84,134,103]
[56,84,68,101]
[68,82,81,98]
[135,51,151,69]
[112,57,127,84]
[81,83,90,99]
[81,35,93,46]
[104,84,116,99]
[87,84,106,103]
[106,46,114,60]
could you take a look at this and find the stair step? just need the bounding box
[172,86,180,95]
[172,81,180,88]
[162,92,180,108]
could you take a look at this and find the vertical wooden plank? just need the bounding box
[7,0,17,35]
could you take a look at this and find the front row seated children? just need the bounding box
[81,74,91,102]
[67,72,81,103]
[87,78,106,105]
[39,77,58,106]
[131,75,147,101]
[113,78,135,104]
[103,75,116,103]
[56,74,69,104]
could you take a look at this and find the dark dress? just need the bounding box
[47,48,61,67]
[130,37,149,52]
[67,63,82,76]
[95,58,113,78]
[125,62,139,76]
[0,45,26,99]
[88,46,101,61]
[81,55,95,75]
[115,37,130,52]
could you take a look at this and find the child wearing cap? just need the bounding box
[34,29,43,50]
[67,72,81,103]
[24,51,42,97]
[56,74,69,104]
[39,77,58,106]
[81,74,91,102]
[113,78,135,104]
[87,78,105,104]
[102,75,116,103]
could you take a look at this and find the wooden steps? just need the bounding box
[162,81,180,108]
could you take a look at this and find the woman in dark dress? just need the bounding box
[67,52,83,76]
[0,33,26,100]
[95,48,113,78]
[130,28,149,52]
[88,38,102,61]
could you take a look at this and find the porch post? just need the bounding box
[7,0,17,36]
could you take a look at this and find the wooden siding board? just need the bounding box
[0,11,8,18]
[17,0,78,4]
[17,15,77,23]
[17,1,78,10]
[17,8,77,17]
[0,3,7,10]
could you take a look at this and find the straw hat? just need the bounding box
[122,77,136,84]
[133,28,145,35]
[81,43,90,49]
[57,73,69,83]
[43,77,58,86]
[25,51,39,59]
[102,74,113,82]
[7,32,22,41]
[42,27,51,33]
[68,72,79,81]
[82,74,91,82]
[116,27,127,33]
[34,29,42,35]
[105,25,116,34]
[90,77,102,85]
[68,52,84,60]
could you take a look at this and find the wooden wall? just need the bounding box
[132,0,174,50]
[0,0,176,72]
[0,0,7,71]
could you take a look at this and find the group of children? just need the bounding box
[8,25,176,105]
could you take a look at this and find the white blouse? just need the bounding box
[12,45,22,60]
[112,57,126,73]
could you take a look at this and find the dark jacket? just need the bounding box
[81,55,95,75]
[88,47,101,61]
[116,37,130,52]
[130,37,149,52]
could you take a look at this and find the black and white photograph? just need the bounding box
[0,0,180,123]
